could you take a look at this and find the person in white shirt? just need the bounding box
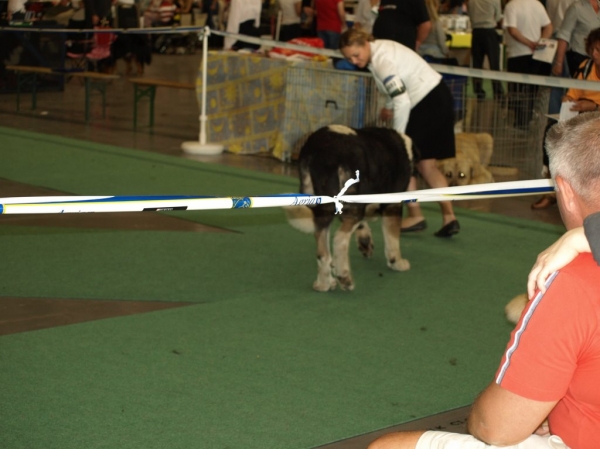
[339,28,460,237]
[353,0,379,35]
[503,0,553,129]
[467,0,503,99]
[224,0,262,50]
[277,0,302,41]
[277,0,302,42]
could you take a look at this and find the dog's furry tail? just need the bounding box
[283,206,314,233]
[505,293,529,324]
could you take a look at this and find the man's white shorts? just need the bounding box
[415,431,569,449]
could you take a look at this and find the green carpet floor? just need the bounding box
[0,126,564,448]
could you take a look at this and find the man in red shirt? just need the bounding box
[366,113,600,449]
[314,0,346,49]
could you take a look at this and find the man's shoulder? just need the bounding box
[549,253,600,305]
[563,252,599,274]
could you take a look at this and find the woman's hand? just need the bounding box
[570,99,599,112]
[527,227,590,298]
[534,420,550,436]
[379,108,393,121]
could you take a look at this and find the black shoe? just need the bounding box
[401,219,427,233]
[434,220,460,238]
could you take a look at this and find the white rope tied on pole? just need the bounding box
[333,171,360,214]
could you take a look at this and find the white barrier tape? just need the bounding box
[429,63,600,91]
[343,179,555,204]
[0,179,555,215]
[209,29,343,58]
[333,170,360,214]
[5,24,599,91]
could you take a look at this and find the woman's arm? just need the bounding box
[337,0,346,30]
[552,39,569,76]
[527,227,589,297]
[541,22,553,40]
[415,20,432,51]
[434,21,449,56]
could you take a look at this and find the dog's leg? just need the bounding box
[355,222,374,258]
[382,205,410,271]
[314,225,336,292]
[333,217,361,291]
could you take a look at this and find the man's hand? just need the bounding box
[379,108,393,121]
[527,227,589,298]
[534,420,550,436]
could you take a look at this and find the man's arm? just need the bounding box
[415,20,432,50]
[552,39,569,76]
[468,382,558,446]
[337,0,346,30]
[505,27,537,51]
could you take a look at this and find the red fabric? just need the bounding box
[270,37,325,57]
[495,254,600,449]
[315,0,343,32]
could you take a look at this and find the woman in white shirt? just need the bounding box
[224,0,262,50]
[339,28,459,237]
[277,0,302,41]
[353,0,378,35]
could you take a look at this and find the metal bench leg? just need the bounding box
[31,73,38,110]
[84,77,91,123]
[149,86,156,129]
[133,85,157,130]
[90,80,108,119]
[15,73,22,112]
[133,84,139,129]
[14,73,38,112]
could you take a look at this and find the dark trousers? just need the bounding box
[471,27,503,98]
[232,19,261,50]
[507,55,551,128]
[279,23,301,42]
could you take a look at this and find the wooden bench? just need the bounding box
[6,65,120,123]
[129,78,196,129]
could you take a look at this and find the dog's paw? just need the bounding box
[388,258,410,271]
[357,236,374,258]
[313,277,337,292]
[355,223,374,258]
[336,274,355,291]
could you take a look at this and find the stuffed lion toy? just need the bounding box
[437,132,494,186]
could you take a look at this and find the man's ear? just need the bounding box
[555,175,577,212]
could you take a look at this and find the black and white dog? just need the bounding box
[286,125,415,292]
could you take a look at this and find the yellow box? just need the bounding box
[450,32,472,48]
